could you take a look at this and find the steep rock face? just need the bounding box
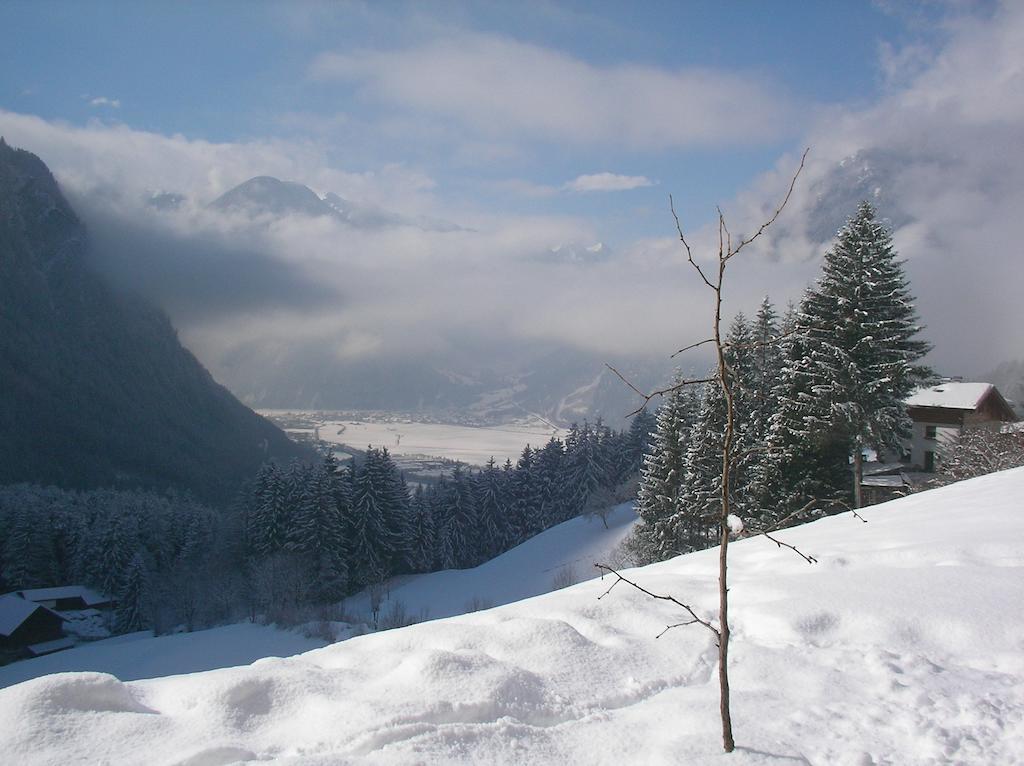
[0,140,310,504]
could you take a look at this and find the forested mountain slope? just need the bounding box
[0,140,309,503]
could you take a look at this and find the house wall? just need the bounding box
[908,419,961,470]
[904,393,1017,471]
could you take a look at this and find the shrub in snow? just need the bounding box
[931,425,1024,484]
[550,564,579,591]
[464,595,493,613]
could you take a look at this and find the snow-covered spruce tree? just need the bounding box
[114,552,148,633]
[633,375,699,562]
[750,297,783,444]
[348,448,402,587]
[96,515,138,600]
[510,445,543,543]
[377,448,413,574]
[248,462,290,557]
[780,202,931,508]
[407,485,436,573]
[535,436,568,528]
[475,457,511,561]
[612,408,656,486]
[287,456,350,602]
[564,421,609,518]
[1,502,56,589]
[744,298,787,520]
[676,315,763,550]
[756,297,849,521]
[436,464,478,569]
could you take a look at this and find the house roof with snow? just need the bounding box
[905,382,995,410]
[0,594,62,638]
[0,595,39,637]
[17,586,111,607]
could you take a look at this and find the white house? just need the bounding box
[904,382,1017,471]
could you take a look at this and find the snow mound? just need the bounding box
[2,469,1023,764]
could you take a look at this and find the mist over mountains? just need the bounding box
[70,160,976,428]
[200,177,672,426]
[210,174,466,233]
[0,140,310,503]
[70,171,680,428]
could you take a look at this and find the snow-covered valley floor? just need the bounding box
[2,469,1023,764]
[262,411,566,467]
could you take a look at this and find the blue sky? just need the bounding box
[1,1,1020,378]
[2,1,954,238]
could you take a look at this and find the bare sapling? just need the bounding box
[598,149,815,753]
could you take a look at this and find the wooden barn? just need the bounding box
[16,585,113,612]
[0,594,70,660]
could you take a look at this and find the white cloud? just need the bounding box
[0,110,437,212]
[564,173,654,193]
[4,2,1021,383]
[704,0,1024,376]
[88,96,121,108]
[310,33,794,149]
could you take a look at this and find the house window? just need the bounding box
[925,425,937,440]
[924,450,935,472]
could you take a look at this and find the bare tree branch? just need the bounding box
[605,363,715,416]
[657,620,706,639]
[670,194,714,290]
[595,563,719,637]
[603,363,650,400]
[824,496,869,523]
[726,147,810,261]
[761,532,818,564]
[671,337,717,358]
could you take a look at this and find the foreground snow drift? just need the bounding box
[3,469,1023,765]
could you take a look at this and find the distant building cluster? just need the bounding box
[0,586,112,662]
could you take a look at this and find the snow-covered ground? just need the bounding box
[264,410,565,466]
[2,469,1023,764]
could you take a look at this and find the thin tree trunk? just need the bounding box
[853,445,863,509]
[718,524,734,752]
[715,259,736,754]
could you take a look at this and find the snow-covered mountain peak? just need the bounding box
[209,176,332,218]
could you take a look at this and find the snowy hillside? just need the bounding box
[2,469,1023,764]
[346,501,637,621]
[0,502,636,691]
[0,624,328,691]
